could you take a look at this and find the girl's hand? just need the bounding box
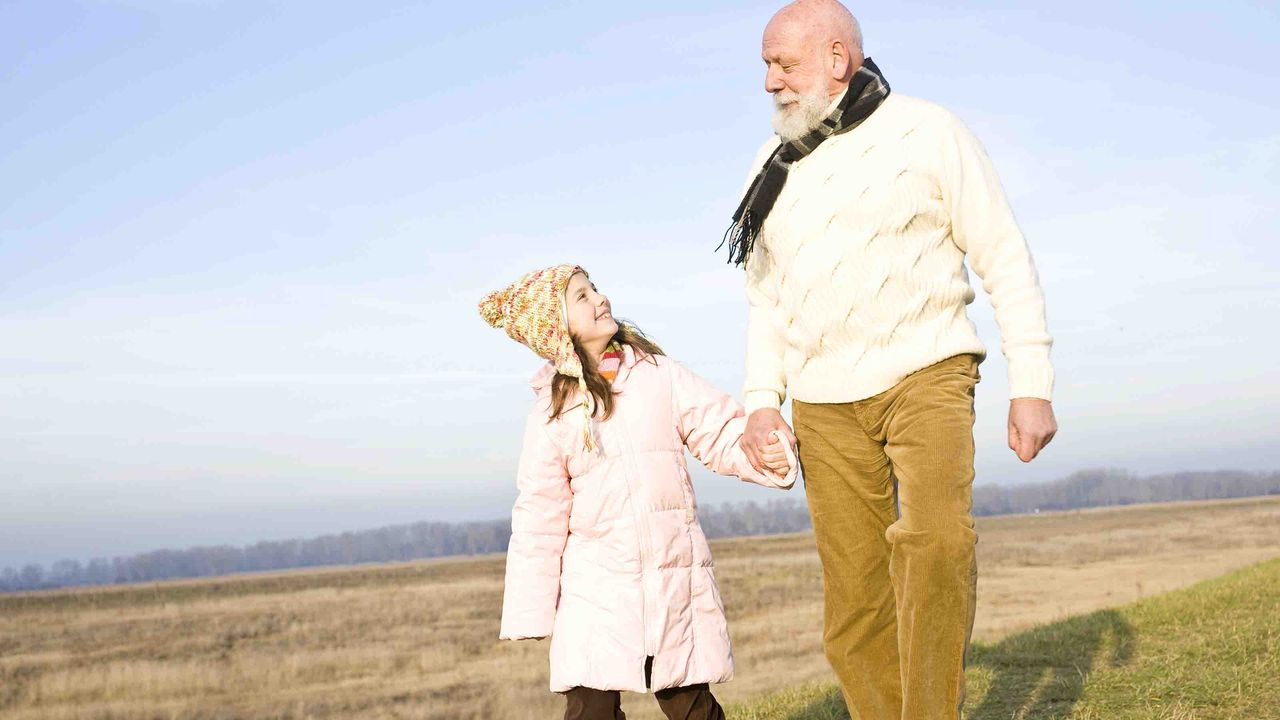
[760,434,791,477]
[744,409,797,474]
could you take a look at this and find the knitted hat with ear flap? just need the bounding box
[479,264,598,450]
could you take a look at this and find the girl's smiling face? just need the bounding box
[564,271,618,353]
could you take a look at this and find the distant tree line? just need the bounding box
[0,520,510,594]
[971,468,1280,516]
[3,468,1277,593]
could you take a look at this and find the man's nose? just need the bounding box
[765,66,785,93]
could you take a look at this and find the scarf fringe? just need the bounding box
[717,210,758,268]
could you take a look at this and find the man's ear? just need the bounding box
[830,40,853,80]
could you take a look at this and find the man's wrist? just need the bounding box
[744,390,783,414]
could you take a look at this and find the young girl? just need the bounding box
[480,264,796,720]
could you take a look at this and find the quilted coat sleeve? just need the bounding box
[498,408,572,640]
[669,359,797,490]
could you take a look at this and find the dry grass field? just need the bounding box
[734,556,1280,720]
[2,496,1278,720]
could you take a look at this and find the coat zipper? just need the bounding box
[615,402,655,657]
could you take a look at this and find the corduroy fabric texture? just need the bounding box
[791,353,981,720]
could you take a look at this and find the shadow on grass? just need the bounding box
[967,609,1134,719]
[781,609,1135,720]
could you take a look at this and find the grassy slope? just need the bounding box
[730,557,1280,720]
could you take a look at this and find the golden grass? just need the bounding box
[2,496,1278,719]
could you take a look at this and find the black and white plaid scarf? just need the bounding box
[721,57,891,268]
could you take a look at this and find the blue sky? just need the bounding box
[2,1,1277,568]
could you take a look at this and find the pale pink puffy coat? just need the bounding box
[498,345,797,693]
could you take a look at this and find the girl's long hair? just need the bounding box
[549,322,664,422]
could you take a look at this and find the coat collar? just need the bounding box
[614,343,640,386]
[529,362,556,395]
[528,343,643,395]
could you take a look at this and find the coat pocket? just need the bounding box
[677,454,697,523]
[567,465,610,537]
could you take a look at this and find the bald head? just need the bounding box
[767,0,863,60]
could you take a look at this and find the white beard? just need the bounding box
[771,87,832,143]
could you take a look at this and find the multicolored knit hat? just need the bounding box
[479,264,598,450]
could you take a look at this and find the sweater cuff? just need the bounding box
[744,390,783,413]
[1008,359,1055,402]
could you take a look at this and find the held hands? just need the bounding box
[759,434,792,478]
[1008,397,1057,462]
[744,408,798,479]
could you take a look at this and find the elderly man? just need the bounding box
[727,1,1057,718]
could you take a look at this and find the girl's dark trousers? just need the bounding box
[562,657,725,720]
[562,684,724,720]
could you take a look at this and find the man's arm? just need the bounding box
[737,138,798,468]
[743,280,789,415]
[939,113,1057,461]
[743,276,797,470]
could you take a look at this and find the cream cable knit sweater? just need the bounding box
[742,93,1054,412]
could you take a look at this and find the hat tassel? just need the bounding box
[578,376,595,452]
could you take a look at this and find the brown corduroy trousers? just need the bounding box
[792,354,982,720]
